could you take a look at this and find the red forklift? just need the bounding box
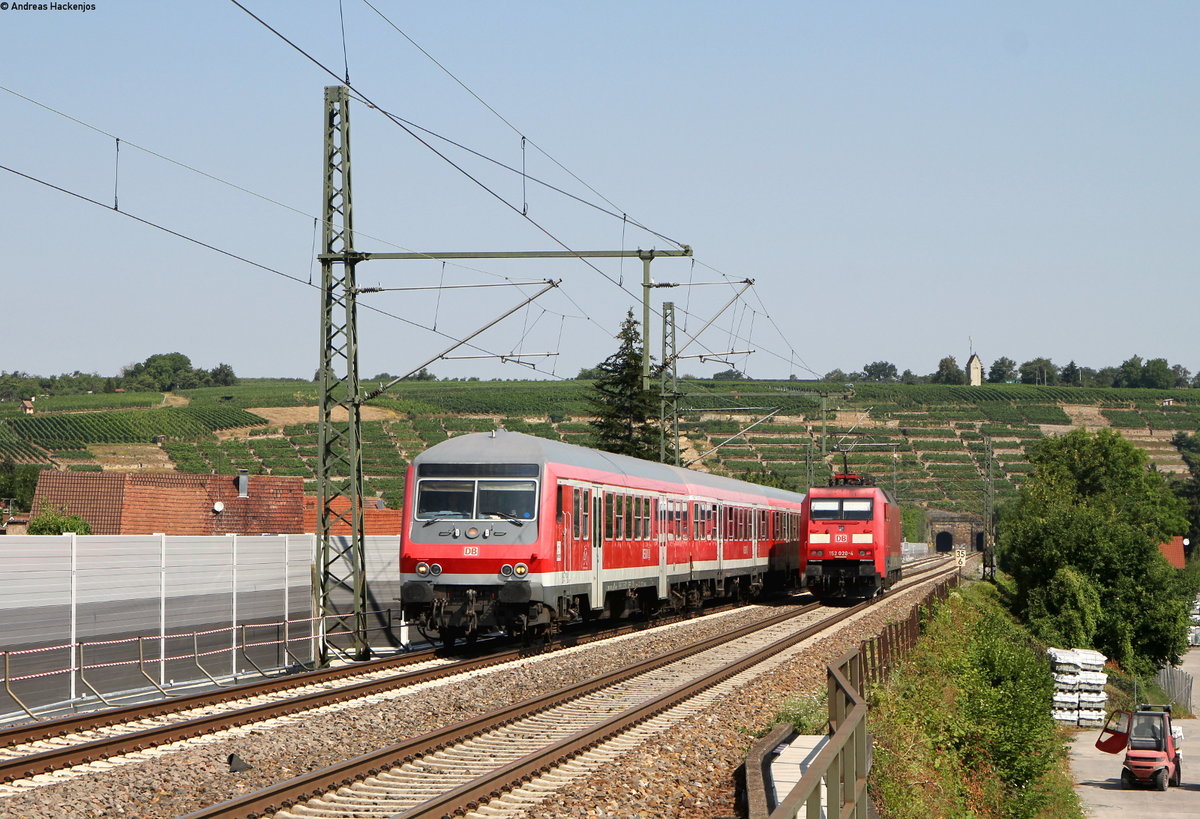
[1095,704,1183,790]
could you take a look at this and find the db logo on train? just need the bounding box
[835,534,848,543]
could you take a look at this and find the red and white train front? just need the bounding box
[802,475,903,598]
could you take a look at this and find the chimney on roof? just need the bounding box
[237,469,249,498]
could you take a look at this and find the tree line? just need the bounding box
[0,353,238,401]
[826,354,1196,388]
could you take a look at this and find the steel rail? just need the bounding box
[0,601,802,784]
[181,603,828,818]
[393,563,960,819]
[0,595,750,752]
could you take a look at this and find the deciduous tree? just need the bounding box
[998,429,1191,673]
[931,356,965,385]
[1018,357,1058,385]
[987,356,1016,383]
[863,361,898,382]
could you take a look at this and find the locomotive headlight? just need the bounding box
[466,527,480,539]
[859,550,870,557]
[514,562,529,577]
[415,562,430,577]
[811,550,823,557]
[429,563,443,576]
[500,564,514,577]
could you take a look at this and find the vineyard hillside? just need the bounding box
[4,379,1198,515]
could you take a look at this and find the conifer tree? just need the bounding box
[588,310,661,461]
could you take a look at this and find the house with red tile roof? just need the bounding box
[30,471,306,535]
[303,495,406,536]
[1159,535,1188,570]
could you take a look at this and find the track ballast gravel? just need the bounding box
[0,582,941,818]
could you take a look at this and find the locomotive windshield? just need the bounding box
[416,478,537,521]
[810,498,874,521]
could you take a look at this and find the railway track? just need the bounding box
[181,560,957,818]
[0,557,955,811]
[0,597,803,785]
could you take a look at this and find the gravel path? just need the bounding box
[0,582,941,818]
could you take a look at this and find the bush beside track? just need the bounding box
[868,582,1082,819]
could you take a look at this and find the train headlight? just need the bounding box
[429,563,443,576]
[466,527,480,539]
[415,562,430,577]
[859,550,871,557]
[811,550,823,557]
[500,564,514,577]
[514,562,529,577]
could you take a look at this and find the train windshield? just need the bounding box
[416,479,538,521]
[478,480,537,520]
[810,498,874,522]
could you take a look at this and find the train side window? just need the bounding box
[581,489,590,540]
[631,496,640,540]
[605,492,615,540]
[645,498,654,540]
[557,484,566,521]
[572,488,581,538]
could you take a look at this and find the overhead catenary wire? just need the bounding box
[227,1,681,310]
[0,83,610,355]
[3,33,807,378]
[0,83,616,299]
[3,76,802,374]
[232,1,775,371]
[358,0,660,238]
[0,161,579,383]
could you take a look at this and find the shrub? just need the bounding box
[869,584,1081,818]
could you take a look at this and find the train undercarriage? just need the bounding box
[401,572,779,647]
[805,559,901,599]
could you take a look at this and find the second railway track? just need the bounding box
[186,561,956,818]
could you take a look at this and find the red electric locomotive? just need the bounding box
[802,471,903,598]
[399,429,807,645]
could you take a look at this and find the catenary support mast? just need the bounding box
[317,85,368,663]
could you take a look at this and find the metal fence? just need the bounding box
[0,532,404,724]
[1155,665,1194,714]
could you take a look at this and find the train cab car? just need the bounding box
[399,429,807,645]
[802,473,902,598]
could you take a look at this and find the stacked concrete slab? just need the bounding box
[1048,647,1108,727]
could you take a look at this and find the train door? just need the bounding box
[716,504,725,574]
[657,497,668,599]
[591,489,604,609]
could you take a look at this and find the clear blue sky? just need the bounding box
[2,2,1197,382]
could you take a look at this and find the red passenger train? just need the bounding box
[802,472,903,598]
[399,430,808,644]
